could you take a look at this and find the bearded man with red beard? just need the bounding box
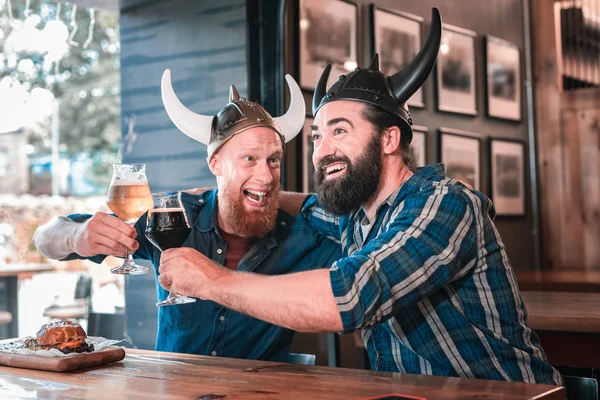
[32,71,341,361]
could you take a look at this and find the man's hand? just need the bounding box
[158,247,228,299]
[73,212,138,257]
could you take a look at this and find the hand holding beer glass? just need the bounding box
[145,192,195,306]
[106,163,153,275]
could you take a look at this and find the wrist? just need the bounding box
[68,219,85,254]
[206,267,234,303]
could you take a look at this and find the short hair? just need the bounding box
[361,103,416,172]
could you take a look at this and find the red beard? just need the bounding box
[218,182,280,238]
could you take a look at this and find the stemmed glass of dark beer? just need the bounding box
[145,192,195,306]
[106,163,153,275]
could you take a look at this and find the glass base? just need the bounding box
[156,293,196,307]
[110,264,149,275]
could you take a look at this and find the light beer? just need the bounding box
[106,182,153,224]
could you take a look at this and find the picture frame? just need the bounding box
[489,138,526,217]
[302,117,316,193]
[299,0,359,91]
[484,36,522,121]
[371,6,424,108]
[438,128,481,190]
[435,24,478,115]
[410,125,428,168]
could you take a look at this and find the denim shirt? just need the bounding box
[65,190,341,361]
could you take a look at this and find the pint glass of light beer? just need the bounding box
[106,163,153,275]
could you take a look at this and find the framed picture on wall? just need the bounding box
[489,138,526,216]
[436,24,478,115]
[302,117,316,193]
[484,36,522,121]
[299,0,358,91]
[371,6,424,108]
[438,128,481,190]
[410,125,428,168]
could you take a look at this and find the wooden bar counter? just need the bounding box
[516,270,600,293]
[522,290,600,369]
[0,349,564,399]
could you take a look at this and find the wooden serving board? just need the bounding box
[0,346,125,372]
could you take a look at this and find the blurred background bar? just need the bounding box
[0,0,598,390]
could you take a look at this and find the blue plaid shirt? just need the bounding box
[65,190,341,361]
[302,164,562,385]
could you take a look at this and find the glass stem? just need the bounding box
[125,221,136,265]
[125,248,134,265]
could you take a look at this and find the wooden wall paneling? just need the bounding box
[532,0,566,269]
[559,108,586,268]
[562,88,600,269]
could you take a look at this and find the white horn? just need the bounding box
[274,74,306,142]
[161,69,213,145]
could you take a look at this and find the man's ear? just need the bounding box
[382,125,401,155]
[209,155,221,176]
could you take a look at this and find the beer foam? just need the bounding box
[149,208,185,213]
[112,178,148,186]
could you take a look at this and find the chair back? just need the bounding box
[87,312,126,341]
[564,375,599,400]
[287,353,316,366]
[74,275,92,300]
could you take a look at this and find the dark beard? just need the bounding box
[314,135,382,215]
[218,183,280,238]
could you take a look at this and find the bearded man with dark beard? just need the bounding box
[156,9,562,386]
[32,71,341,362]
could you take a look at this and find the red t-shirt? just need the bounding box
[219,229,255,271]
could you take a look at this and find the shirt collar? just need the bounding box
[180,190,218,233]
[351,163,446,223]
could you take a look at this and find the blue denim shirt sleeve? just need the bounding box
[60,212,154,263]
[329,184,477,333]
[300,194,342,243]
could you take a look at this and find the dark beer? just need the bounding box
[145,208,191,251]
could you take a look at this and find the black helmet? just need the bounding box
[312,8,442,145]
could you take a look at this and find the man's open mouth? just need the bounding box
[323,162,347,179]
[243,189,267,204]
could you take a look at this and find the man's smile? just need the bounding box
[243,189,268,206]
[323,162,347,180]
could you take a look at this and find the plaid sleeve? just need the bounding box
[300,194,342,243]
[329,184,478,333]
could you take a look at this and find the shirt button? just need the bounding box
[219,316,225,322]
[280,221,286,226]
[211,350,217,356]
[199,199,204,203]
[217,249,223,254]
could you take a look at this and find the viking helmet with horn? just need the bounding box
[312,8,442,145]
[161,70,306,162]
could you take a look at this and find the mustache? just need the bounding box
[317,155,351,170]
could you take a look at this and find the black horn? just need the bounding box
[312,63,332,115]
[389,8,442,104]
[368,53,379,70]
